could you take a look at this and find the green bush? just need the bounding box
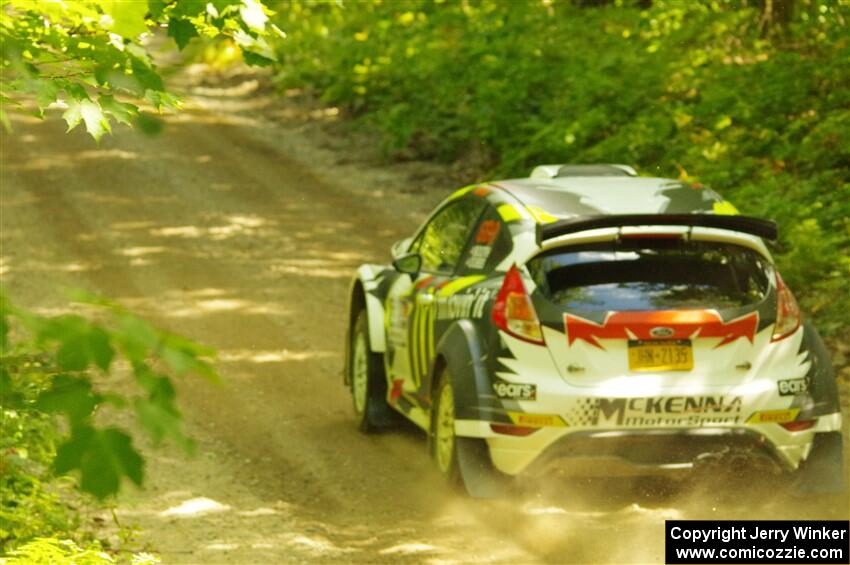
[0,537,159,564]
[269,0,850,335]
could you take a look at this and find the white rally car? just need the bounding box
[344,164,846,504]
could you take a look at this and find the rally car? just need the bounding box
[343,164,846,500]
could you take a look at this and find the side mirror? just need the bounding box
[392,252,421,276]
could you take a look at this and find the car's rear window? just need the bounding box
[527,239,771,311]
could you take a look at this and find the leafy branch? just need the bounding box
[1,292,218,501]
[0,0,277,140]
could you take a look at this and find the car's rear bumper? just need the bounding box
[455,412,843,477]
[511,428,788,479]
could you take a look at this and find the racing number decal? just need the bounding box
[406,275,486,390]
[402,276,437,390]
[408,287,436,388]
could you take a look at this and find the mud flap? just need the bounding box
[793,432,848,495]
[456,437,511,498]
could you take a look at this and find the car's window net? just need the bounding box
[528,240,771,311]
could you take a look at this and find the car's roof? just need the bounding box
[491,176,727,218]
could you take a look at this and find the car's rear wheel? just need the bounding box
[431,368,460,484]
[349,310,392,433]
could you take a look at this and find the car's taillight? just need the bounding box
[780,420,816,432]
[490,423,539,436]
[492,264,545,344]
[771,272,800,342]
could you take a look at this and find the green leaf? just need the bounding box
[209,0,242,13]
[135,397,193,452]
[148,0,168,19]
[173,0,209,18]
[167,17,199,50]
[160,345,194,376]
[55,425,144,499]
[130,58,164,92]
[144,90,181,112]
[135,112,163,136]
[242,50,275,67]
[62,98,84,132]
[240,0,268,31]
[56,331,89,371]
[79,99,111,141]
[0,300,8,350]
[88,326,115,372]
[33,79,59,116]
[159,333,218,381]
[36,375,99,423]
[115,314,158,360]
[99,95,138,126]
[63,99,111,141]
[134,112,163,135]
[103,0,150,39]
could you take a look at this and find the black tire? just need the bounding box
[430,368,461,485]
[349,310,393,433]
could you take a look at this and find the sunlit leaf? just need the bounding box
[64,99,111,142]
[102,0,150,39]
[240,0,269,31]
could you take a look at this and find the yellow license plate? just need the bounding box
[628,340,693,372]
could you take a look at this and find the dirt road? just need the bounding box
[2,68,846,564]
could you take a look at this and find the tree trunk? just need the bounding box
[759,0,795,35]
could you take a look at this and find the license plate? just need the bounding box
[628,340,693,372]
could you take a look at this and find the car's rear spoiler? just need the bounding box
[535,214,778,246]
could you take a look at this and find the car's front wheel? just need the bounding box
[431,368,460,484]
[349,310,392,433]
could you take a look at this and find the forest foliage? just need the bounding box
[269,0,850,336]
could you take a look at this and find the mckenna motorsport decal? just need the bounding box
[568,395,743,427]
[565,310,759,350]
[778,378,809,396]
[492,380,537,401]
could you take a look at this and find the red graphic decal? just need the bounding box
[473,186,491,197]
[475,220,501,245]
[390,379,404,402]
[415,276,435,290]
[565,310,759,350]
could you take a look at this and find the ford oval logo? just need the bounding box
[650,326,675,338]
